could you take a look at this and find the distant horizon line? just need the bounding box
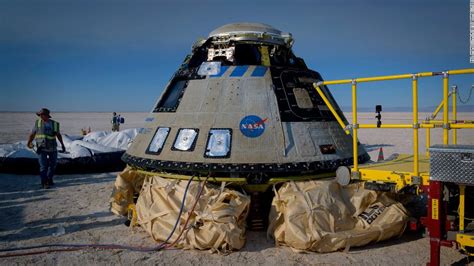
[341,105,474,112]
[0,111,151,113]
[1,105,473,113]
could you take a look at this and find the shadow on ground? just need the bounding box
[53,173,116,188]
[241,231,276,252]
[0,172,120,242]
[363,144,394,152]
[0,172,117,193]
[0,211,122,242]
[347,232,423,253]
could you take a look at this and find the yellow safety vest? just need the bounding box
[35,119,59,150]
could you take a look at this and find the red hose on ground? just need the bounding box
[165,176,209,248]
[0,176,209,258]
[0,248,82,258]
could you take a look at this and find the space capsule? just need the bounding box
[122,22,370,184]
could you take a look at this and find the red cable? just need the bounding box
[0,177,208,258]
[0,248,82,258]
[165,177,209,248]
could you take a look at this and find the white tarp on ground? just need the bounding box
[0,128,140,159]
[267,180,409,253]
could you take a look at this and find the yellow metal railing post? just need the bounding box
[459,185,465,232]
[452,85,457,144]
[412,75,419,177]
[443,72,449,144]
[313,84,350,134]
[426,127,431,157]
[431,99,445,120]
[315,68,474,185]
[352,80,359,175]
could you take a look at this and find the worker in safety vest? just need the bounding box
[27,108,66,189]
[111,112,120,132]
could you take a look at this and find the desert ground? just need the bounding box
[0,112,473,265]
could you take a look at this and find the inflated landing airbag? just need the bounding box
[267,180,408,252]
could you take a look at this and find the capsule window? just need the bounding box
[293,88,314,109]
[146,127,170,155]
[198,61,221,76]
[172,128,199,151]
[275,70,338,122]
[153,79,188,112]
[204,129,232,158]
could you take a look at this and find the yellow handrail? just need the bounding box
[426,125,431,157]
[352,81,358,174]
[359,124,412,128]
[426,88,456,154]
[452,124,474,129]
[452,86,457,144]
[448,69,474,75]
[443,73,449,144]
[431,102,444,120]
[313,68,474,180]
[412,75,419,176]
[460,185,466,231]
[316,69,474,86]
[313,85,350,134]
[423,119,474,124]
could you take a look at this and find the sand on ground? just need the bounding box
[0,172,469,265]
[0,112,473,264]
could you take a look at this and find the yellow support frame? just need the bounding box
[354,154,430,191]
[314,86,350,134]
[456,184,474,256]
[413,75,419,176]
[431,99,445,119]
[313,68,474,191]
[456,233,474,256]
[452,86,457,144]
[459,185,466,232]
[423,87,473,153]
[134,169,335,192]
[426,126,431,157]
[443,73,449,144]
[352,80,359,174]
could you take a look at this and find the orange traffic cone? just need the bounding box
[377,147,384,162]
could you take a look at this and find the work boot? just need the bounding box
[47,179,55,186]
[42,184,50,189]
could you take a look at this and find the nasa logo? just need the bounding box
[239,115,267,138]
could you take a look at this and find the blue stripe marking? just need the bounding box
[251,66,267,77]
[210,65,229,78]
[230,65,249,77]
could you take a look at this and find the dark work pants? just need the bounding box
[38,151,57,185]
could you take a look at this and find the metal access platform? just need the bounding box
[354,154,430,192]
[314,69,474,185]
[314,68,474,266]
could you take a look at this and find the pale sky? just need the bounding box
[0,0,472,112]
